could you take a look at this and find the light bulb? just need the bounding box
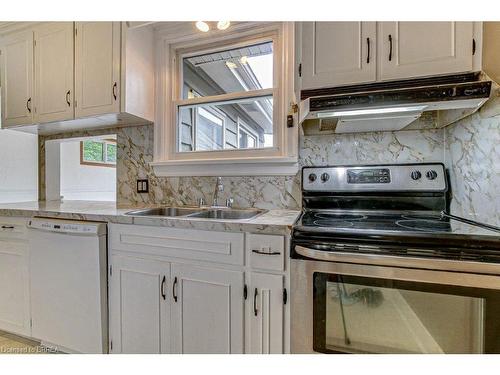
[195,21,210,32]
[217,21,231,30]
[240,56,248,64]
[225,61,237,69]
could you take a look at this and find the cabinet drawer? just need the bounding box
[0,217,28,240]
[246,234,285,272]
[110,224,244,265]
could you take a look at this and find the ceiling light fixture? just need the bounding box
[217,21,231,30]
[195,21,210,32]
[225,61,237,69]
[239,56,248,64]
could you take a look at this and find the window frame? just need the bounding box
[80,139,117,168]
[171,29,283,160]
[152,22,298,177]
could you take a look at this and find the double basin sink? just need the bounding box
[125,206,267,220]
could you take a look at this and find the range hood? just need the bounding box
[299,73,492,133]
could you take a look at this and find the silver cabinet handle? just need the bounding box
[1,225,14,229]
[252,249,280,255]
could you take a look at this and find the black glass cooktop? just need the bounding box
[298,210,452,233]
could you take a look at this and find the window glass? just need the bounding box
[106,143,117,163]
[81,140,116,167]
[182,41,273,99]
[178,96,273,152]
[82,141,104,162]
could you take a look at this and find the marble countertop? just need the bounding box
[0,200,301,234]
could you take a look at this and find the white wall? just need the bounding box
[0,129,38,203]
[60,140,116,201]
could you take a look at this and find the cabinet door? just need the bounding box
[301,22,376,89]
[378,22,473,81]
[34,22,74,123]
[171,264,244,354]
[0,240,30,336]
[0,30,33,127]
[74,22,120,118]
[246,272,284,354]
[109,256,170,354]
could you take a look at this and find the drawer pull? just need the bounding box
[252,249,280,256]
[1,225,15,229]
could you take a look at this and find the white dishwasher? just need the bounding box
[28,217,108,353]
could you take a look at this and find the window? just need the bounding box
[80,140,117,167]
[152,23,298,177]
[176,39,275,153]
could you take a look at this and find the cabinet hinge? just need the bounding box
[298,63,302,77]
[243,284,248,300]
[110,340,113,351]
[283,288,288,305]
[109,265,112,277]
[30,319,33,328]
[75,28,77,37]
[74,100,77,108]
[34,40,36,47]
[472,38,476,55]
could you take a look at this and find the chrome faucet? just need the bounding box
[212,177,234,208]
[212,177,224,207]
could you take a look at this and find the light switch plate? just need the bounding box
[136,179,149,193]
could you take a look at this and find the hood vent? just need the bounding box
[300,72,492,133]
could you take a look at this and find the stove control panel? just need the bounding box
[303,163,447,192]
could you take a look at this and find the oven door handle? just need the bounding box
[295,245,341,262]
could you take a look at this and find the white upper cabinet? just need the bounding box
[0,30,33,127]
[0,22,154,133]
[170,263,244,354]
[378,22,474,81]
[301,22,377,89]
[299,21,477,90]
[34,22,74,123]
[74,22,121,118]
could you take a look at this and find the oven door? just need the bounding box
[291,247,500,354]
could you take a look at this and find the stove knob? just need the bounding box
[426,170,438,180]
[410,171,422,180]
[321,173,330,182]
[308,173,317,182]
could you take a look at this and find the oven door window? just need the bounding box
[313,273,500,354]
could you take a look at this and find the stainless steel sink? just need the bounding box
[124,207,266,220]
[188,208,266,220]
[125,207,202,217]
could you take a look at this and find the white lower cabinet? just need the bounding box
[171,264,244,354]
[109,256,170,354]
[108,224,288,354]
[246,272,284,354]
[0,219,31,337]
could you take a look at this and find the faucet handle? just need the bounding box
[198,197,206,207]
[226,198,234,208]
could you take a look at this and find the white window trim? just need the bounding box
[151,22,298,177]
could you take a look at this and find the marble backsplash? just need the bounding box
[444,110,500,226]
[39,125,447,210]
[114,126,445,209]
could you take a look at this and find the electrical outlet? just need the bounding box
[137,179,149,193]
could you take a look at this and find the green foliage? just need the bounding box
[83,141,104,162]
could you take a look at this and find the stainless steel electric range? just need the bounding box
[290,163,500,354]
